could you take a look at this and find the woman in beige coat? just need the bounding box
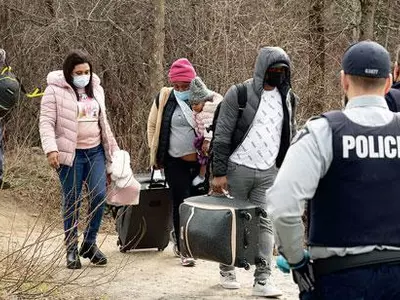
[147,58,199,267]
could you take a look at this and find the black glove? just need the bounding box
[276,250,315,294]
[291,259,315,293]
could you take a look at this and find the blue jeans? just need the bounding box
[58,144,107,248]
[302,263,400,300]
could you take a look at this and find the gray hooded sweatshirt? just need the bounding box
[212,47,298,177]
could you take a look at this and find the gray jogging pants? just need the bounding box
[220,161,277,282]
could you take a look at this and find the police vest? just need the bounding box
[308,110,400,248]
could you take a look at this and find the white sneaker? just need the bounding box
[220,271,241,289]
[192,175,205,186]
[252,279,282,297]
[181,256,195,267]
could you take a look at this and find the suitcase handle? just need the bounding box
[207,190,234,199]
[149,168,167,189]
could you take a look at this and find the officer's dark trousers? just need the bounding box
[301,263,400,300]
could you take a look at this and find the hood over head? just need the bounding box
[253,47,291,97]
[46,70,100,89]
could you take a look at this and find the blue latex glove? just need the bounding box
[276,250,315,293]
[276,250,310,273]
[276,255,291,273]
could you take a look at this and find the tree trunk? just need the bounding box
[0,0,11,47]
[359,0,378,40]
[45,0,61,53]
[308,0,325,112]
[384,0,393,48]
[149,0,165,94]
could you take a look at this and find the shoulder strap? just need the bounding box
[289,90,296,106]
[322,110,347,128]
[0,66,27,94]
[155,87,173,109]
[155,92,161,109]
[1,66,9,75]
[235,83,247,119]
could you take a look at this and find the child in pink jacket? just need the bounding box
[189,77,223,186]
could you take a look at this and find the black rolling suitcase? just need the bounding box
[115,171,172,252]
[179,194,267,269]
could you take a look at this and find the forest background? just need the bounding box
[1,0,398,171]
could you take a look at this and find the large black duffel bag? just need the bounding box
[179,194,267,270]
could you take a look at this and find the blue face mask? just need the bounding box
[174,89,191,101]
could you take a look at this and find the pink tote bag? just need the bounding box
[107,177,141,206]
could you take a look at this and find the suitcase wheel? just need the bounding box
[256,207,268,218]
[119,247,127,253]
[158,248,163,251]
[258,258,267,267]
[240,211,252,221]
[239,259,251,270]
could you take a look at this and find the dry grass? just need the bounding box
[0,147,124,299]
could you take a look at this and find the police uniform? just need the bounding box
[267,41,400,299]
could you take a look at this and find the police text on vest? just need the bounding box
[343,135,400,158]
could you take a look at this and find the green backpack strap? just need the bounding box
[1,66,44,97]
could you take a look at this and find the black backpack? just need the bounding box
[0,66,21,117]
[207,83,247,157]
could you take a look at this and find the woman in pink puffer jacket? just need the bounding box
[39,50,119,269]
[189,77,223,186]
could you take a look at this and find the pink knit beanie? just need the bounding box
[168,58,197,83]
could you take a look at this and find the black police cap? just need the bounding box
[342,41,390,78]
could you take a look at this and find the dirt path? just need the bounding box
[0,191,299,300]
[61,235,299,300]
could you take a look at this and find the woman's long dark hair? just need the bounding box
[63,49,94,98]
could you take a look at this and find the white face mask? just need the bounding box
[72,75,90,88]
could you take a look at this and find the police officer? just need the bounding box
[267,41,400,300]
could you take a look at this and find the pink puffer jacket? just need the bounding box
[193,92,223,140]
[39,70,119,168]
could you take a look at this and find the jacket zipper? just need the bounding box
[230,87,292,156]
